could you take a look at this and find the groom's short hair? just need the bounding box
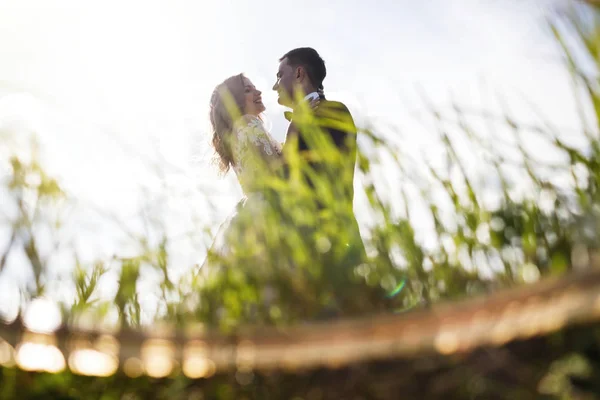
[280,47,326,90]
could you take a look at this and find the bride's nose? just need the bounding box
[256,89,262,96]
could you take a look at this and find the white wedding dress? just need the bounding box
[202,115,283,273]
[230,115,282,193]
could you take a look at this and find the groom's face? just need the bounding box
[273,57,296,106]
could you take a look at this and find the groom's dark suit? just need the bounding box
[284,94,356,205]
[282,94,366,268]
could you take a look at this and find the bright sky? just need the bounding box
[0,0,583,320]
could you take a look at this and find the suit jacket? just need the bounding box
[282,96,366,268]
[283,96,358,207]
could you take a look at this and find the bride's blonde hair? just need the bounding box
[209,73,247,173]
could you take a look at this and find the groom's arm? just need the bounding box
[310,101,358,204]
[315,101,358,159]
[285,101,358,184]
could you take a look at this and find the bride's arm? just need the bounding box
[233,115,283,171]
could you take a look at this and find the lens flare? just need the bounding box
[386,279,406,299]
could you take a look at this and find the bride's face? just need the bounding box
[242,77,265,116]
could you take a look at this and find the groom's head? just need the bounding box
[273,47,326,106]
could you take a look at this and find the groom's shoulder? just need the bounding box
[318,99,354,121]
[321,99,351,114]
[315,99,357,136]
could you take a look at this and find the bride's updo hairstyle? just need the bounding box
[209,73,247,173]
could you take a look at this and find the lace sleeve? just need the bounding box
[233,116,282,172]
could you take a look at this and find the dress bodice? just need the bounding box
[231,115,282,194]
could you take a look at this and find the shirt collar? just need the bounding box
[286,92,321,119]
[303,92,320,102]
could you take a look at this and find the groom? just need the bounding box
[273,47,366,271]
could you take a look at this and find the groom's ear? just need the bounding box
[295,66,305,82]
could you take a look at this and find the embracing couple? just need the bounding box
[202,47,366,324]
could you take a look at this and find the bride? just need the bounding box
[205,73,283,263]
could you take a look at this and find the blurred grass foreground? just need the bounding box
[3,2,600,399]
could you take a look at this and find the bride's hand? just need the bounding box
[309,97,321,110]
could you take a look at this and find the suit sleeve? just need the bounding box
[317,102,358,154]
